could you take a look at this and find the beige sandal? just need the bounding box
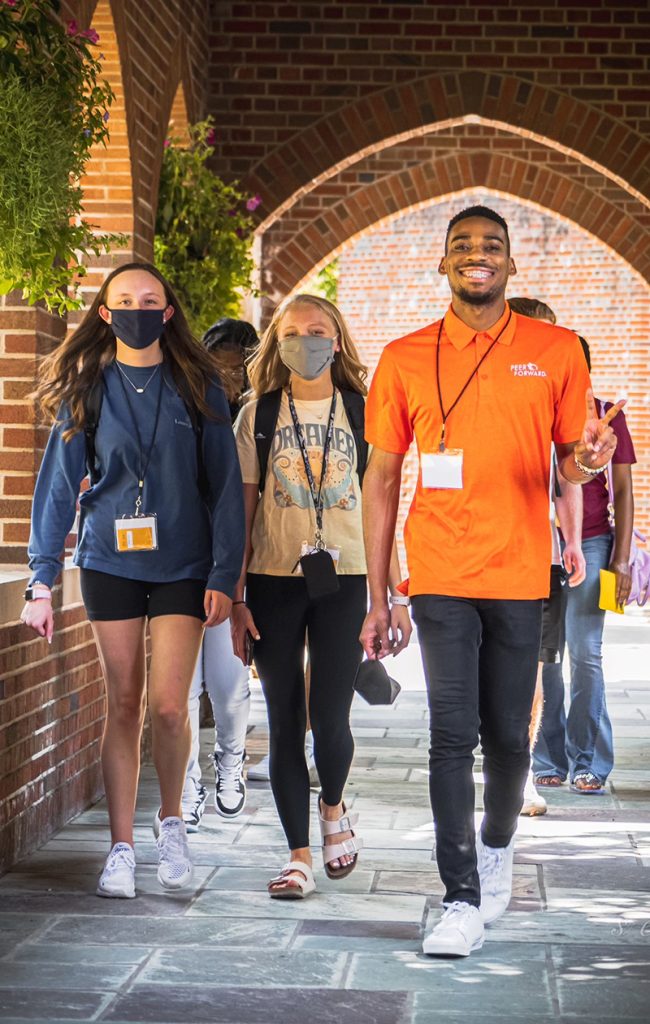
[267,860,315,900]
[318,800,363,880]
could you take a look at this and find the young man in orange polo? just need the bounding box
[361,206,623,958]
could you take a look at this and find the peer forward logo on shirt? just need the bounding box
[510,363,547,377]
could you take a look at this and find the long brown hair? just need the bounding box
[247,294,368,398]
[35,262,231,438]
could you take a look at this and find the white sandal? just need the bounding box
[267,860,316,900]
[318,800,363,880]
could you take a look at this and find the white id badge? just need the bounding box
[115,514,158,552]
[294,540,341,574]
[421,450,464,489]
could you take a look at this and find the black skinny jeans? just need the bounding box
[411,595,542,907]
[246,573,367,850]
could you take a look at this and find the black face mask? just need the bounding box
[107,308,166,350]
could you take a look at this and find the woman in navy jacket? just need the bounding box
[21,263,244,899]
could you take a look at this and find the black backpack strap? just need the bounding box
[339,388,368,486]
[254,388,282,493]
[83,378,104,485]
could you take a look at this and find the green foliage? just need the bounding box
[0,0,126,313]
[312,258,339,303]
[154,119,260,337]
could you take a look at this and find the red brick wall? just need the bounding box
[335,192,650,555]
[0,0,209,874]
[0,596,104,874]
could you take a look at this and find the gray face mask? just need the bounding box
[277,336,335,381]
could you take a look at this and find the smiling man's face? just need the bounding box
[438,216,516,307]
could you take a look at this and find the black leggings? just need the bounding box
[246,573,367,850]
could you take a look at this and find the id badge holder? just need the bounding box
[115,513,158,552]
[295,540,341,574]
[421,450,464,490]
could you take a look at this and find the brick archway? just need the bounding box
[263,150,650,301]
[246,72,650,232]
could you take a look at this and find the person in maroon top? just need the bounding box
[533,336,636,794]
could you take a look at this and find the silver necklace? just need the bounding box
[115,361,161,394]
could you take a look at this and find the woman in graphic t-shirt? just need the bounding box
[231,294,411,898]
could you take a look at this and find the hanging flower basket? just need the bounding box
[154,118,260,337]
[0,0,126,314]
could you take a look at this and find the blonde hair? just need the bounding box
[247,294,367,398]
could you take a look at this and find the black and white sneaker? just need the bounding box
[212,752,246,818]
[182,784,208,833]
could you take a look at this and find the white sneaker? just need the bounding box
[520,768,547,817]
[156,816,193,890]
[422,902,484,957]
[96,842,136,899]
[213,753,247,818]
[477,832,515,924]
[247,753,271,781]
[182,784,208,833]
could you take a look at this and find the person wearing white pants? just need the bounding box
[180,618,251,829]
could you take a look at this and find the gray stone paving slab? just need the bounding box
[103,986,412,1023]
[0,990,110,1020]
[0,959,140,991]
[188,889,428,922]
[10,943,152,965]
[140,947,347,987]
[40,916,298,948]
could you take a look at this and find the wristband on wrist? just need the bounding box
[573,452,604,478]
[24,585,52,602]
[389,594,410,607]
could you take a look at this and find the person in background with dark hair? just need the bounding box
[176,318,258,830]
[361,206,623,958]
[533,335,636,794]
[21,264,244,899]
[507,297,585,818]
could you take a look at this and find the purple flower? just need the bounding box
[103,111,110,122]
[2,1,19,8]
[83,129,91,137]
[67,20,79,35]
[164,139,171,148]
[236,228,245,239]
[227,209,237,217]
[246,194,262,212]
[205,128,217,146]
[81,28,100,44]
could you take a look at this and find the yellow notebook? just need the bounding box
[599,569,624,614]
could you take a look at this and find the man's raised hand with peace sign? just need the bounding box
[557,389,626,485]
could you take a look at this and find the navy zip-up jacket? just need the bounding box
[28,362,244,595]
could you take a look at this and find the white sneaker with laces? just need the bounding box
[96,842,136,899]
[213,752,247,818]
[422,902,484,957]
[247,753,271,781]
[182,784,208,833]
[520,768,547,817]
[156,816,193,890]
[477,832,515,924]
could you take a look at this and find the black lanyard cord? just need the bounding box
[435,309,512,450]
[116,365,165,512]
[287,385,337,538]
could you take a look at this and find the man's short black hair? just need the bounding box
[202,317,259,354]
[445,205,510,251]
[576,334,591,372]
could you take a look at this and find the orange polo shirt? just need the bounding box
[365,304,591,600]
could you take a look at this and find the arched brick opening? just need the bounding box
[68,0,136,326]
[244,73,650,232]
[168,80,191,145]
[264,149,650,303]
[326,190,650,553]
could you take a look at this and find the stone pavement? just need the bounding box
[1,615,649,1024]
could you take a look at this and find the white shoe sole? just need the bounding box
[96,885,135,899]
[157,865,193,890]
[422,934,484,957]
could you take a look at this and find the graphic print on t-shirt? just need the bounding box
[271,419,357,511]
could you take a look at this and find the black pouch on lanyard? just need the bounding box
[299,548,340,600]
